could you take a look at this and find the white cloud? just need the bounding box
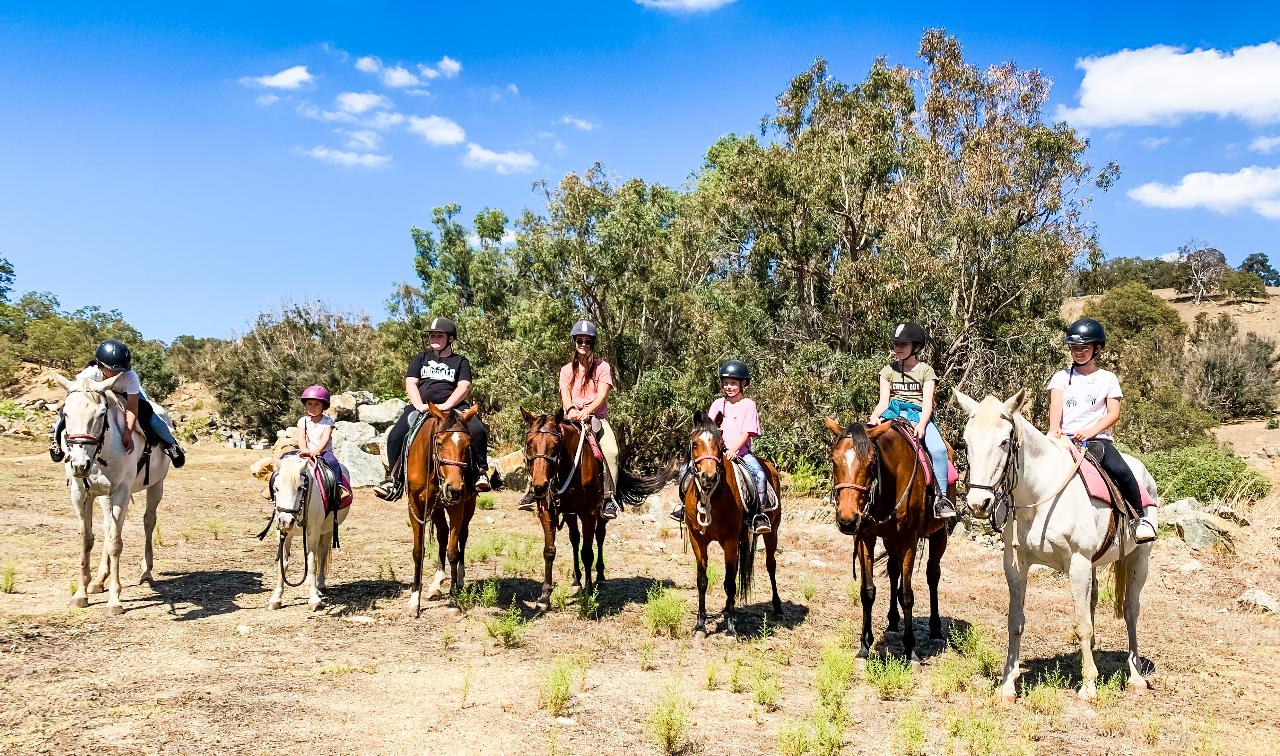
[297,102,357,124]
[298,102,403,130]
[466,230,518,247]
[1128,165,1280,218]
[1249,135,1280,154]
[407,115,466,145]
[436,55,462,77]
[382,65,420,88]
[303,146,391,169]
[560,114,599,131]
[320,42,349,62]
[363,111,406,130]
[1057,42,1280,128]
[355,55,382,73]
[340,129,382,150]
[635,0,736,11]
[240,64,314,90]
[336,91,392,114]
[506,83,519,96]
[462,143,538,174]
[255,94,280,107]
[1139,136,1170,149]
[417,63,440,80]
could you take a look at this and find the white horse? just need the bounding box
[52,371,171,615]
[955,390,1155,701]
[253,454,349,611]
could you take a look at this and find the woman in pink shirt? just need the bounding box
[519,320,622,518]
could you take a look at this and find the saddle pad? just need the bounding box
[585,424,604,462]
[890,422,959,486]
[1071,446,1154,508]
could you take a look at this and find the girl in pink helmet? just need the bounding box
[296,385,351,503]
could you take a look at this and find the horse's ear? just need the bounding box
[49,371,77,394]
[692,409,704,425]
[553,407,564,424]
[428,403,447,421]
[1004,388,1028,414]
[824,416,844,436]
[710,411,724,428]
[90,373,121,394]
[520,407,536,425]
[458,404,479,422]
[953,390,980,416]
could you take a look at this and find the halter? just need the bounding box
[428,416,473,484]
[524,424,564,492]
[966,412,1090,531]
[829,425,917,533]
[62,389,113,472]
[256,458,315,588]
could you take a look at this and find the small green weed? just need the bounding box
[0,564,15,594]
[485,602,528,648]
[1020,664,1069,716]
[751,663,781,711]
[577,588,601,620]
[894,703,928,756]
[704,658,721,690]
[648,683,691,756]
[643,583,685,637]
[728,656,747,693]
[864,654,913,700]
[477,493,496,510]
[550,584,570,611]
[801,576,816,602]
[639,640,657,671]
[540,656,580,716]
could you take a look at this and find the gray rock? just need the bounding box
[334,440,386,488]
[349,391,378,406]
[1238,589,1278,613]
[1263,446,1280,459]
[493,450,526,477]
[1203,501,1250,526]
[503,466,530,493]
[643,483,681,522]
[358,398,407,429]
[333,421,377,446]
[328,393,359,421]
[1176,516,1236,553]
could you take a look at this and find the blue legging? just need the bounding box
[883,410,948,496]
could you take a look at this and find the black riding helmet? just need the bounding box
[719,360,750,385]
[95,339,132,372]
[890,322,926,346]
[1064,318,1106,347]
[426,316,457,339]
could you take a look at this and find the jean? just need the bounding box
[882,404,948,496]
[739,452,767,508]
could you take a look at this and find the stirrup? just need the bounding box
[373,478,402,502]
[751,513,772,534]
[601,500,618,520]
[669,507,685,522]
[474,472,492,493]
[165,444,186,469]
[517,492,538,512]
[50,442,65,463]
[1134,519,1157,544]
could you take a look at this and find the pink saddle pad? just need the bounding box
[1071,446,1154,508]
[892,423,959,487]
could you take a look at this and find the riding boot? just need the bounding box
[600,465,619,520]
[517,487,538,512]
[49,414,65,463]
[1135,505,1158,544]
[750,484,772,534]
[670,462,691,521]
[933,484,956,518]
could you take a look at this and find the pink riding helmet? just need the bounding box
[300,385,331,409]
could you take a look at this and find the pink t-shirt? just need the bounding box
[558,359,614,419]
[710,396,760,455]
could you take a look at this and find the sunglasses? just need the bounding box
[574,338,594,345]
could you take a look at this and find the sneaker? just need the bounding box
[933,489,956,518]
[165,444,186,469]
[669,506,685,523]
[601,499,618,520]
[1134,518,1157,544]
[474,472,492,493]
[373,479,398,501]
[751,513,772,534]
[517,491,538,512]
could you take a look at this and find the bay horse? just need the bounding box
[824,417,950,662]
[521,408,671,610]
[405,403,480,616]
[955,390,1155,701]
[51,371,171,615]
[684,410,782,638]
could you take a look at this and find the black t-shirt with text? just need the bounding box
[406,350,473,404]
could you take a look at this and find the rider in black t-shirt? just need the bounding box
[374,316,491,500]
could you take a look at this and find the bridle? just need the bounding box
[62,389,112,475]
[524,423,564,500]
[829,424,921,533]
[428,415,472,488]
[688,434,724,529]
[964,413,1023,530]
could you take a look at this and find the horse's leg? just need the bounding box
[405,505,425,616]
[89,496,110,594]
[1124,549,1151,691]
[103,484,131,615]
[137,482,161,586]
[267,527,289,610]
[1070,552,1099,700]
[69,486,94,608]
[426,509,449,599]
[926,527,948,640]
[449,505,470,597]
[594,517,606,585]
[536,506,556,610]
[856,534,877,659]
[765,527,781,615]
[690,534,709,637]
[566,516,583,590]
[722,537,739,638]
[998,543,1031,701]
[898,543,920,663]
[885,546,901,633]
[580,514,597,598]
[307,513,324,612]
[315,522,332,597]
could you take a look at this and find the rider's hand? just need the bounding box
[299,450,313,458]
[725,449,739,460]
[914,422,926,439]
[122,434,135,454]
[1074,429,1094,442]
[867,417,880,427]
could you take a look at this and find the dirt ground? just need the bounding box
[2,438,1279,755]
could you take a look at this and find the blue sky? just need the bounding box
[4,1,1280,342]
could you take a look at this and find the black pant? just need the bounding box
[54,401,178,448]
[1089,439,1143,514]
[386,404,488,473]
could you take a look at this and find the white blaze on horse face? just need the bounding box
[696,431,718,476]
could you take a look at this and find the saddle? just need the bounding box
[886,420,958,487]
[1071,444,1150,519]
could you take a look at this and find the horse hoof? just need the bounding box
[910,659,922,673]
[693,629,706,640]
[267,600,281,611]
[137,575,153,587]
[1127,679,1149,693]
[1076,688,1097,703]
[105,604,123,617]
[308,600,324,612]
[69,596,88,609]
[1000,692,1016,704]
[536,600,551,612]
[87,582,105,595]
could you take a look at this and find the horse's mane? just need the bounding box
[836,422,876,461]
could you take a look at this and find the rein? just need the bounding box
[410,412,474,526]
[829,424,913,533]
[524,421,588,519]
[688,450,724,530]
[967,414,1087,530]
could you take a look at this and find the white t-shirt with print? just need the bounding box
[297,414,335,454]
[1047,367,1122,440]
[75,366,144,398]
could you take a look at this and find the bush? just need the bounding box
[1121,386,1217,452]
[1083,282,1185,346]
[648,683,691,756]
[1134,445,1270,503]
[485,602,528,647]
[540,656,580,716]
[864,654,913,700]
[1185,314,1278,421]
[643,583,685,637]
[1220,269,1267,302]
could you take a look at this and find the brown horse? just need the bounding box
[521,408,671,610]
[684,410,782,637]
[825,418,951,661]
[405,403,480,616]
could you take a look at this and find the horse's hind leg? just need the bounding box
[1069,552,1099,700]
[1123,549,1151,692]
[566,516,583,590]
[138,482,162,586]
[594,518,606,585]
[765,528,781,615]
[885,548,901,633]
[426,509,449,600]
[926,528,948,640]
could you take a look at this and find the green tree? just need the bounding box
[1219,269,1267,302]
[1240,252,1280,287]
[0,257,13,303]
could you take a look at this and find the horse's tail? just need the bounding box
[1112,558,1128,620]
[615,457,678,507]
[738,528,758,600]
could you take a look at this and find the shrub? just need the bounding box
[1220,269,1267,302]
[1135,445,1270,503]
[485,602,528,647]
[864,654,913,700]
[476,494,496,510]
[894,703,928,756]
[750,663,781,710]
[1185,314,1278,421]
[787,459,829,498]
[1020,663,1069,716]
[648,683,691,756]
[1083,282,1185,346]
[540,656,579,716]
[1121,386,1217,452]
[643,583,685,637]
[0,564,15,594]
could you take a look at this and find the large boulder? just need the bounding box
[1165,497,1239,552]
[334,440,386,488]
[327,393,359,421]
[333,421,377,446]
[359,398,407,429]
[1238,589,1279,614]
[643,482,681,523]
[349,391,378,406]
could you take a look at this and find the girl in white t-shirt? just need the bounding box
[1048,318,1156,543]
[295,385,348,500]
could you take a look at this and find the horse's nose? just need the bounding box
[531,481,548,495]
[965,490,993,515]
